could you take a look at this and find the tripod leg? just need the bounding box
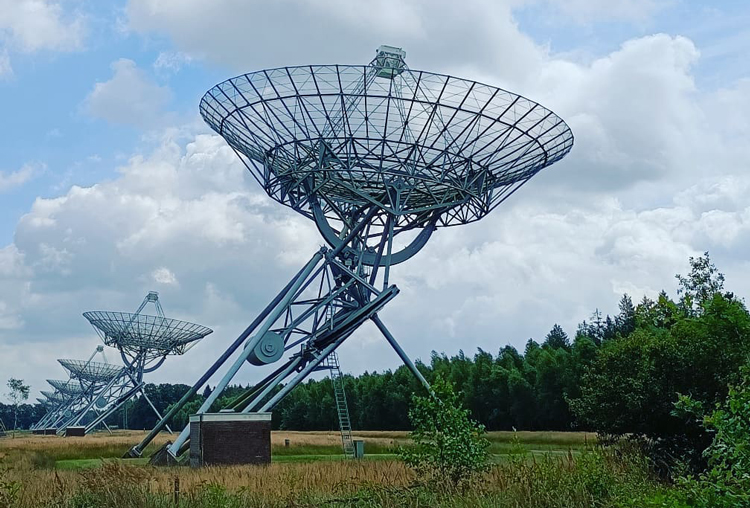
[140,388,173,434]
[371,314,431,393]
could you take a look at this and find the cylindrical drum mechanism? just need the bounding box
[128,45,574,464]
[246,331,285,366]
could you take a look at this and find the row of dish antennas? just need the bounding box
[32,291,213,435]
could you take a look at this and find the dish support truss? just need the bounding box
[127,210,431,461]
[51,361,173,437]
[34,294,194,435]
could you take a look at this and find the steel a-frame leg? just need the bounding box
[371,314,431,393]
[57,373,124,434]
[160,254,398,461]
[79,372,174,435]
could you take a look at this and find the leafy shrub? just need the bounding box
[398,377,490,491]
[672,369,750,508]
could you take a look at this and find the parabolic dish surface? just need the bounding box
[58,359,124,382]
[47,379,85,396]
[83,311,213,354]
[40,390,64,403]
[200,64,574,226]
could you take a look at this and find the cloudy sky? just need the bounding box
[1,0,750,403]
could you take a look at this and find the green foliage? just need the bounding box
[399,377,490,491]
[6,378,29,433]
[676,251,726,315]
[570,258,750,472]
[671,370,750,507]
[544,324,570,349]
[0,459,21,508]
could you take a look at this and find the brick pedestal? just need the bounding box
[189,413,272,467]
[65,426,86,437]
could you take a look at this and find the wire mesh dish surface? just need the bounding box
[83,311,213,355]
[47,379,85,396]
[200,63,573,227]
[58,359,124,382]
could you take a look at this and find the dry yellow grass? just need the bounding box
[0,430,408,462]
[1,451,414,507]
[0,430,595,465]
[273,430,408,448]
[0,431,621,508]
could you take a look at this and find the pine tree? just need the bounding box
[616,294,636,336]
[543,324,570,349]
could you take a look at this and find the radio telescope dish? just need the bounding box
[200,46,572,263]
[83,292,212,358]
[47,379,84,396]
[40,390,62,402]
[83,311,212,354]
[130,45,574,462]
[58,359,124,383]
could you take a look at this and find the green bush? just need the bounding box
[671,369,750,507]
[398,377,491,491]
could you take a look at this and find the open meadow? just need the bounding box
[0,430,673,508]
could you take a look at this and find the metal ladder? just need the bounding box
[325,352,355,458]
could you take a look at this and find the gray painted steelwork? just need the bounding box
[129,45,573,463]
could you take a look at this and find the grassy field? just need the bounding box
[0,430,666,508]
[0,430,597,468]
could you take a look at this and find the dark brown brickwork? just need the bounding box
[190,414,272,467]
[65,427,86,437]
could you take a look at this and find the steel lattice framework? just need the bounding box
[32,346,120,432]
[40,391,65,405]
[34,295,211,436]
[129,46,574,463]
[200,55,572,244]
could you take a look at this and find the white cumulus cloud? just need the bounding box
[83,59,173,128]
[0,0,86,74]
[3,3,750,399]
[0,163,43,192]
[152,267,178,285]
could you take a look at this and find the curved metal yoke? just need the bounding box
[200,46,573,264]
